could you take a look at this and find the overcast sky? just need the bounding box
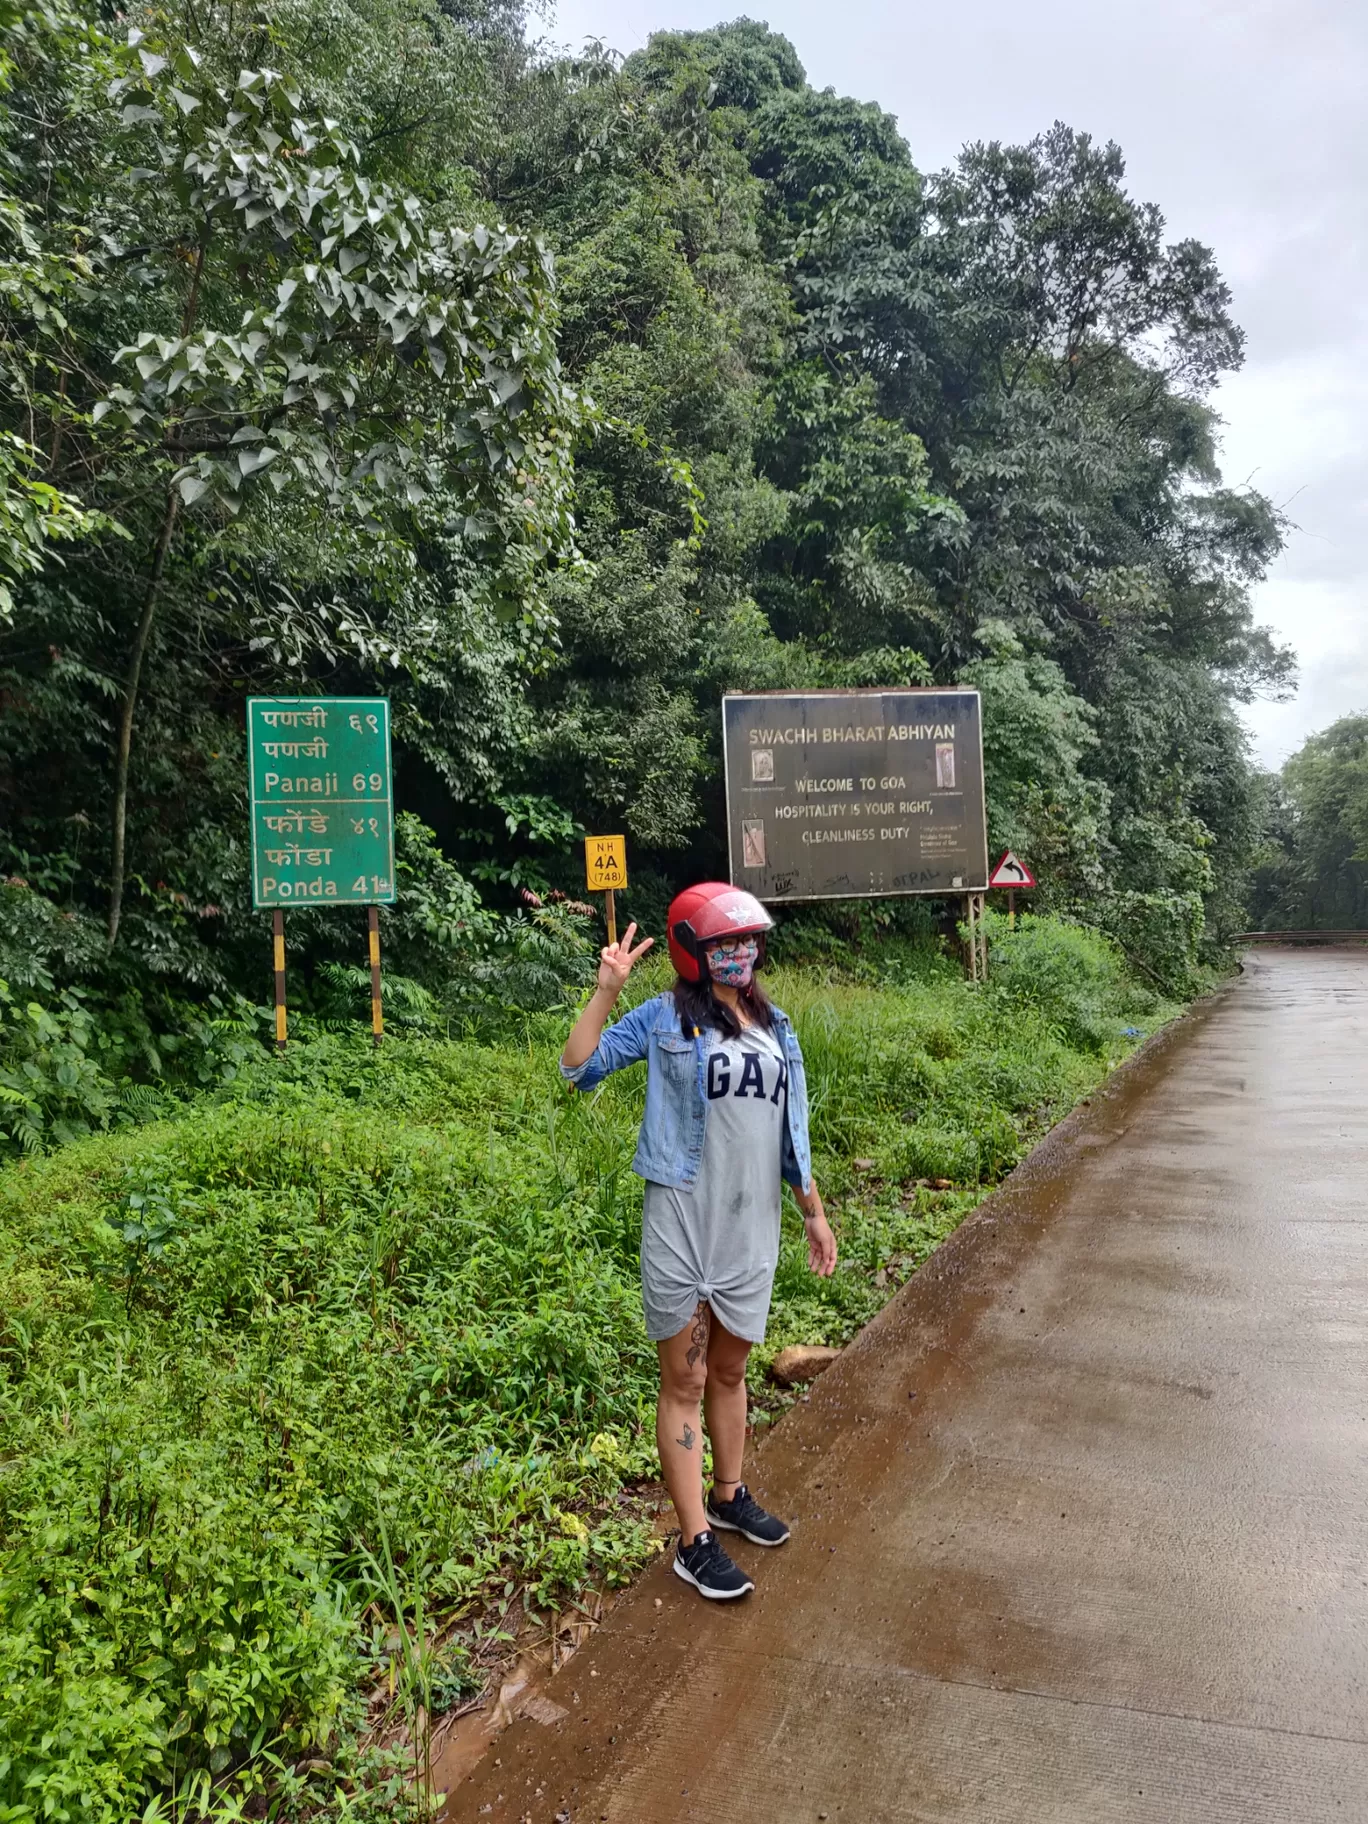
[544,0,1367,770]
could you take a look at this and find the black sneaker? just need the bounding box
[705,1483,791,1547]
[673,1529,755,1600]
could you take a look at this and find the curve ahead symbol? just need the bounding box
[989,850,1036,888]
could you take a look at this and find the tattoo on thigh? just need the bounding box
[675,1422,696,1451]
[686,1302,710,1369]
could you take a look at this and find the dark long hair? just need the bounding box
[672,939,775,1040]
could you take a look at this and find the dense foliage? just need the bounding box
[0,931,1165,1820]
[1248,715,1368,929]
[0,0,1291,1069]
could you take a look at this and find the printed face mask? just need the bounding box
[705,938,759,988]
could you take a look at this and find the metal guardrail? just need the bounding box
[1233,930,1368,943]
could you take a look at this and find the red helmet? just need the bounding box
[667,881,774,982]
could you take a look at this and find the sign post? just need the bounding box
[272,908,287,1053]
[722,689,989,977]
[721,689,989,904]
[248,697,396,1045]
[988,850,1036,927]
[584,835,627,946]
[367,905,383,1047]
[961,892,990,982]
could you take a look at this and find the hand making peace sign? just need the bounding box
[597,921,655,996]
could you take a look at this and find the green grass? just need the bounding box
[0,917,1167,1821]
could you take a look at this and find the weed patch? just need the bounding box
[0,922,1169,1819]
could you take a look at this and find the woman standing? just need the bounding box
[561,882,837,1600]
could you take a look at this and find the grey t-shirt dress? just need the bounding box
[640,1023,787,1344]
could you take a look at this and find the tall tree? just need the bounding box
[1250,716,1368,930]
[1,0,577,943]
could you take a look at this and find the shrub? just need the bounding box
[982,910,1159,1053]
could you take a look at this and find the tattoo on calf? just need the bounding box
[685,1302,710,1369]
[676,1423,696,1451]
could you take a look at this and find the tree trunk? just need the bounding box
[107,487,180,946]
[106,241,206,946]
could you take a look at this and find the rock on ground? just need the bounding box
[769,1344,842,1386]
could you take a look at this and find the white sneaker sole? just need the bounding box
[706,1512,791,1548]
[673,1555,755,1600]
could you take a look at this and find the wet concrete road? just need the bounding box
[452,948,1368,1822]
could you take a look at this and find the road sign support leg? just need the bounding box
[605,887,617,949]
[964,892,988,982]
[977,892,989,981]
[964,893,976,982]
[1008,889,1016,928]
[367,905,383,1047]
[272,909,287,1053]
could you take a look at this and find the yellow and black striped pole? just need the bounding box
[272,908,287,1052]
[367,905,383,1047]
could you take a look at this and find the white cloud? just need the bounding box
[1243,576,1368,767]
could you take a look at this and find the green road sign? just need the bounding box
[247,697,395,907]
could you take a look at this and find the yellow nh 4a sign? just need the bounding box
[585,835,627,945]
[584,835,627,892]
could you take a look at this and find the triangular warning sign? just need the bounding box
[989,849,1036,889]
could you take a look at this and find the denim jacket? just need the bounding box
[560,991,813,1194]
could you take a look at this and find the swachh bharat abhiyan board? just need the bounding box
[722,689,989,902]
[247,696,396,908]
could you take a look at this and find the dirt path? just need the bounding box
[449,948,1368,1822]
